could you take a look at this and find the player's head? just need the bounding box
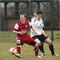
[37,11,43,20]
[20,13,26,23]
[33,10,37,17]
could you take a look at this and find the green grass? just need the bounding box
[0,31,60,60]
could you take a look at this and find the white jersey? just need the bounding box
[30,17,44,37]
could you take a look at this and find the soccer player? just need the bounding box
[13,13,41,58]
[31,10,59,56]
[30,10,45,56]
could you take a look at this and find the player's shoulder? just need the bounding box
[25,20,30,25]
[17,21,21,24]
[17,21,22,25]
[14,21,21,26]
[31,16,35,20]
[31,17,36,22]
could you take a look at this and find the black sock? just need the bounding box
[49,45,55,55]
[39,43,44,53]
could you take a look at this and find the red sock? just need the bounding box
[16,43,21,55]
[34,48,38,56]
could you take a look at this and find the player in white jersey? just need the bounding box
[31,10,59,56]
[31,11,45,56]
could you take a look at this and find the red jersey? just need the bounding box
[14,21,30,37]
[14,20,35,45]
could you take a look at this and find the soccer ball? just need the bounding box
[9,48,16,55]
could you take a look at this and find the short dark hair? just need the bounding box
[37,11,42,14]
[20,13,27,17]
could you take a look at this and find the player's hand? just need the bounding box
[19,31,24,34]
[41,32,47,37]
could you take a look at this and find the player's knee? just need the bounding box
[49,41,53,45]
[17,40,21,44]
[38,41,41,46]
[35,39,41,46]
[46,38,53,45]
[34,43,38,48]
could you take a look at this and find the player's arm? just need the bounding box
[29,21,46,36]
[13,23,23,34]
[40,19,47,37]
[31,26,38,35]
[13,30,22,34]
[40,19,44,28]
[29,22,38,35]
[41,32,47,37]
[31,25,47,36]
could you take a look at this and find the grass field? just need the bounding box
[0,31,60,60]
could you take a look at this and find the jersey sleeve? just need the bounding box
[40,19,44,28]
[31,18,35,26]
[31,17,34,22]
[14,23,19,31]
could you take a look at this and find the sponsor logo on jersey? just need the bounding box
[21,29,27,34]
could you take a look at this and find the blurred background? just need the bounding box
[0,0,60,40]
[0,1,60,60]
[0,0,59,31]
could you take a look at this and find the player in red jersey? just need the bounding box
[13,13,41,58]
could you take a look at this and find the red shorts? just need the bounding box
[16,36,36,46]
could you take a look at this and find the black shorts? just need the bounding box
[32,34,48,42]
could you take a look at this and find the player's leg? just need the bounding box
[34,39,45,56]
[16,40,21,54]
[35,39,44,53]
[37,35,45,56]
[32,36,45,56]
[31,37,40,56]
[28,37,42,58]
[34,39,41,46]
[45,38,57,56]
[31,42,42,58]
[15,39,22,58]
[34,39,41,57]
[39,42,45,56]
